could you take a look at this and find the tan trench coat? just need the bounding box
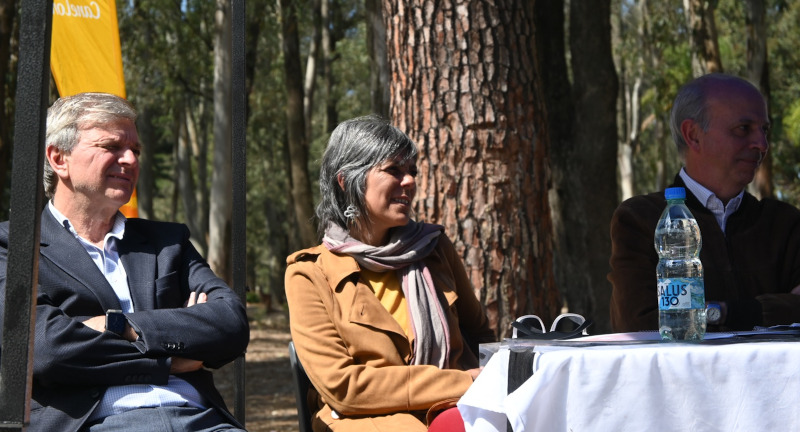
[285,233,495,432]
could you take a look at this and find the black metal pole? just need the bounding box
[0,0,52,430]
[230,0,247,425]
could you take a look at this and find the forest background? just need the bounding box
[1,0,799,336]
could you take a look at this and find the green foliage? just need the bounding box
[616,0,692,194]
[115,0,372,300]
[786,101,800,146]
[615,0,800,205]
[5,0,800,304]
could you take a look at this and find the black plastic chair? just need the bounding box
[288,341,313,432]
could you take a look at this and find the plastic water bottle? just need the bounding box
[654,187,706,341]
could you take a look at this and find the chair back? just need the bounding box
[288,341,314,432]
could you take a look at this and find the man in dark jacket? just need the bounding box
[0,93,249,432]
[609,73,800,332]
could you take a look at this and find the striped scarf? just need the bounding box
[323,220,451,368]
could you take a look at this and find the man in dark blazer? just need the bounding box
[0,93,249,431]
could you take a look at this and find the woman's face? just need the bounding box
[361,157,417,244]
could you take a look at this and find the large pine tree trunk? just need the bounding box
[383,0,558,337]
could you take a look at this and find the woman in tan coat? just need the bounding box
[285,116,495,432]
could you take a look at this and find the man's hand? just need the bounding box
[170,357,204,373]
[185,291,208,307]
[81,292,207,353]
[82,315,106,332]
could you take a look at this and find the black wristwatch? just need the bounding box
[105,309,127,336]
[706,302,723,325]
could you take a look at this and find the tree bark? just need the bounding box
[208,0,233,281]
[746,0,773,199]
[280,0,317,248]
[366,0,389,118]
[533,0,581,330]
[383,0,558,337]
[616,0,647,202]
[176,104,208,254]
[135,106,156,220]
[322,0,338,133]
[683,0,723,76]
[303,0,321,144]
[567,0,619,333]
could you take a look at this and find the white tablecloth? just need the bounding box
[458,339,800,432]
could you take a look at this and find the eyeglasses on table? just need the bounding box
[511,313,593,340]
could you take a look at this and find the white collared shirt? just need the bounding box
[679,168,743,234]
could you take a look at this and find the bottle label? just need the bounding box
[657,277,705,310]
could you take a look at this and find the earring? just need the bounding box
[344,205,360,221]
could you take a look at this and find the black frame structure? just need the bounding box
[0,1,248,429]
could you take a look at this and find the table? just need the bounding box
[458,334,800,432]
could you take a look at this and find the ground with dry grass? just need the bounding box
[215,306,299,432]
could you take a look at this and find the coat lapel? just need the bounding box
[317,248,409,340]
[39,209,122,312]
[347,280,408,338]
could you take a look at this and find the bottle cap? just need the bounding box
[664,187,686,200]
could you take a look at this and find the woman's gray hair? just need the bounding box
[316,115,417,239]
[44,92,137,199]
[669,73,759,158]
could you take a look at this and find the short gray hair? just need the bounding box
[669,73,761,158]
[44,92,137,199]
[316,115,417,239]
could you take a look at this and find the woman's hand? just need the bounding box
[467,367,481,381]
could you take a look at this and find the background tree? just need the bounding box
[382,0,559,336]
[279,0,316,249]
[745,0,773,199]
[541,0,619,333]
[366,0,389,118]
[4,0,800,333]
[684,0,723,75]
[207,0,234,280]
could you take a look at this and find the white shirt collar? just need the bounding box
[48,201,127,241]
[678,168,743,232]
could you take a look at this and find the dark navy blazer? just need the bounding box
[0,210,249,432]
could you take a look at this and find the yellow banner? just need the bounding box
[51,0,138,217]
[51,0,126,98]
